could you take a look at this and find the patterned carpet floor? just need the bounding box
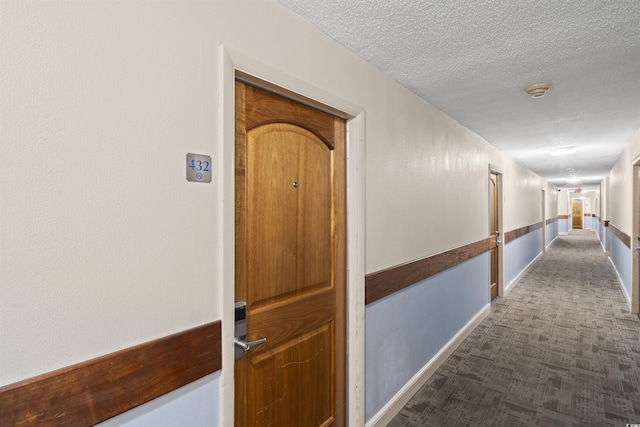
[388,230,640,427]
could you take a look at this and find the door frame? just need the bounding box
[631,158,640,314]
[489,166,504,298]
[219,46,366,426]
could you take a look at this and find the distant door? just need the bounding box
[490,172,500,301]
[542,189,546,251]
[234,82,346,426]
[572,199,582,229]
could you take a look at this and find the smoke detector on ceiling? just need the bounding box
[525,83,551,98]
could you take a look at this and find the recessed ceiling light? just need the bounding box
[525,83,551,98]
[550,146,577,156]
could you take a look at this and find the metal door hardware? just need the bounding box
[234,301,266,360]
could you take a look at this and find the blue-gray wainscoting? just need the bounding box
[608,229,631,306]
[364,253,490,421]
[546,220,558,248]
[504,227,543,291]
[558,217,569,234]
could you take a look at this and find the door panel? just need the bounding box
[248,324,333,426]
[235,82,346,427]
[247,124,332,303]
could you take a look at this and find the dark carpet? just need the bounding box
[388,230,640,427]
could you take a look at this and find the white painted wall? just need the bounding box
[501,161,547,235]
[1,0,221,385]
[1,1,558,425]
[609,129,640,235]
[602,176,610,220]
[558,190,569,216]
[546,182,558,220]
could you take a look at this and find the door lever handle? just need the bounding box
[497,240,502,246]
[234,337,267,352]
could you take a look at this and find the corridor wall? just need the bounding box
[558,190,570,233]
[0,1,558,425]
[607,129,640,312]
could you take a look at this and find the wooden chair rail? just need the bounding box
[366,221,546,305]
[504,221,543,244]
[0,320,222,427]
[365,238,491,305]
[608,223,631,248]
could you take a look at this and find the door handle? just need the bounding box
[234,301,267,360]
[497,240,502,246]
[234,337,267,352]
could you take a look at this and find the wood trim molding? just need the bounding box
[558,214,569,220]
[584,213,591,217]
[365,238,491,305]
[592,214,596,217]
[604,220,610,226]
[366,221,545,305]
[504,221,544,244]
[546,217,558,225]
[0,320,222,427]
[608,223,631,248]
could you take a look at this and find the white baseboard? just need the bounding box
[365,303,492,427]
[546,235,558,250]
[599,238,608,255]
[608,256,631,312]
[504,251,543,296]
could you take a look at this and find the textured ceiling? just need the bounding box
[277,0,640,190]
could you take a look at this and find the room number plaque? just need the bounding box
[186,153,212,183]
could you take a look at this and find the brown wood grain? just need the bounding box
[365,238,491,305]
[604,220,610,226]
[546,217,558,225]
[559,215,570,219]
[250,288,336,350]
[235,82,346,427]
[234,81,249,427]
[243,84,337,149]
[572,200,582,229]
[332,116,347,425]
[490,172,499,301]
[609,222,631,248]
[504,221,544,244]
[0,321,221,427]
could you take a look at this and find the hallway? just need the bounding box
[389,230,640,426]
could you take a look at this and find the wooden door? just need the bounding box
[234,82,346,427]
[489,173,499,301]
[572,199,582,229]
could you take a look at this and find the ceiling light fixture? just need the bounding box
[525,83,551,98]
[550,146,577,156]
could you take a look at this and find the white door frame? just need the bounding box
[218,45,367,427]
[631,159,640,313]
